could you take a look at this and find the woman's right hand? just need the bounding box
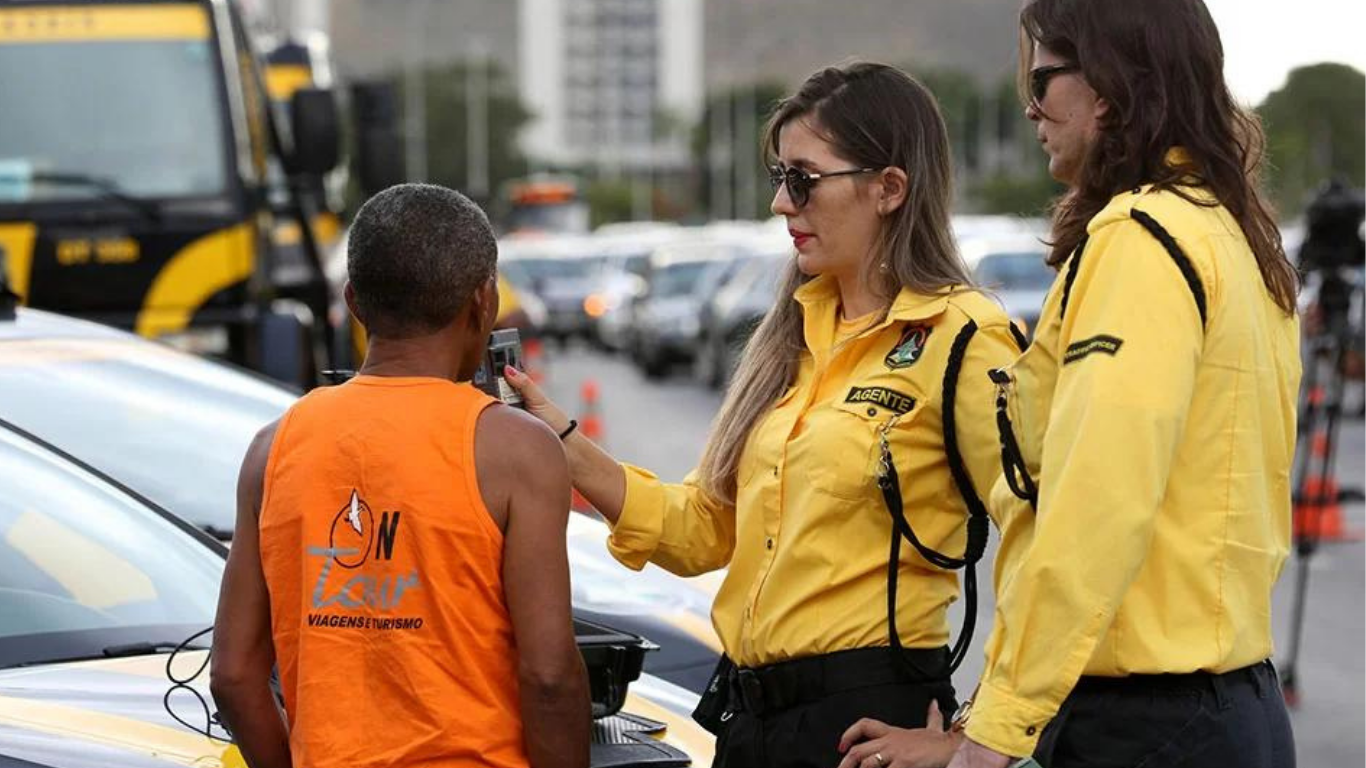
[503,365,572,434]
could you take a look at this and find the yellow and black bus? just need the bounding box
[0,0,345,386]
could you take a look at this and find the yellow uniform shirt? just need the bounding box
[607,275,1019,667]
[967,185,1302,756]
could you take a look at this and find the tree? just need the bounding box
[407,59,532,209]
[691,81,789,220]
[1258,63,1365,217]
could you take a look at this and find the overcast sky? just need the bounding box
[1205,0,1366,105]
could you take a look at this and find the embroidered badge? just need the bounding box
[1064,334,1124,365]
[846,386,917,415]
[885,324,932,369]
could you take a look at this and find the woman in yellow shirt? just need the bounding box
[507,62,1018,768]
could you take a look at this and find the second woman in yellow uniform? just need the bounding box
[507,62,1019,768]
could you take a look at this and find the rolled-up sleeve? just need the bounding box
[606,464,736,577]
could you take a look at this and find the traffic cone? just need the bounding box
[570,379,604,516]
[523,337,546,384]
[580,380,603,442]
[1293,432,1362,541]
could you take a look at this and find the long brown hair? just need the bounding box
[1019,0,1299,313]
[697,62,974,504]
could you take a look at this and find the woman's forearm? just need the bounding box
[562,430,627,524]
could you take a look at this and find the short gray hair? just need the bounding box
[347,183,497,338]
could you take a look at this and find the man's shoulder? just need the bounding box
[476,404,562,461]
[1088,184,1227,241]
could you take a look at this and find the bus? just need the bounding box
[0,0,347,386]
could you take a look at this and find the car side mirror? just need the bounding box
[288,87,341,177]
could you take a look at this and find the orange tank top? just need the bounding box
[258,375,527,768]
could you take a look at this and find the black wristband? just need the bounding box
[558,419,579,440]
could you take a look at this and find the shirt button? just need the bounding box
[1026,726,1037,736]
[766,538,774,550]
[866,407,877,417]
[772,466,778,476]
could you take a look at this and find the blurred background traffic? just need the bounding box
[0,0,1362,766]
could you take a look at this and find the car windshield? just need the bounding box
[0,426,221,666]
[652,261,714,298]
[974,252,1054,291]
[0,334,293,534]
[0,5,228,204]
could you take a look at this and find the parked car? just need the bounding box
[960,232,1054,337]
[0,300,721,694]
[500,235,602,343]
[631,238,749,379]
[587,226,683,352]
[0,419,713,766]
[696,246,790,389]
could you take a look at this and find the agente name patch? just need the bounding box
[846,386,917,415]
[1064,334,1124,364]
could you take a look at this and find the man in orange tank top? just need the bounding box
[211,184,590,768]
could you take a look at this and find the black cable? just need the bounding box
[163,626,229,741]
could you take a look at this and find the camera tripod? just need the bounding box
[1280,270,1362,705]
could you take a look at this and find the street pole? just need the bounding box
[737,79,756,221]
[467,38,490,201]
[710,88,732,220]
[404,0,429,182]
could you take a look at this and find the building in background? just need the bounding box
[313,0,1046,220]
[521,0,703,175]
[702,0,1022,92]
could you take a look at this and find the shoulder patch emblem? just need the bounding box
[846,386,917,415]
[1064,334,1124,365]
[885,324,932,369]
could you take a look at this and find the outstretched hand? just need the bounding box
[835,701,960,768]
[503,366,570,434]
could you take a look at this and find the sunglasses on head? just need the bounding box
[767,163,879,209]
[1029,63,1080,104]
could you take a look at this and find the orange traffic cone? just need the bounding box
[523,338,546,384]
[570,379,604,516]
[580,379,603,442]
[1293,432,1362,541]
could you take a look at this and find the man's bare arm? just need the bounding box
[210,422,291,768]
[477,405,590,768]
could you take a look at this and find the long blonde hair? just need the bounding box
[697,62,975,504]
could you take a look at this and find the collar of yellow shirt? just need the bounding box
[794,274,955,352]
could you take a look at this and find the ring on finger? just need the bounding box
[875,753,885,767]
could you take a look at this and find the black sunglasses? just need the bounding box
[1029,63,1080,103]
[767,163,879,209]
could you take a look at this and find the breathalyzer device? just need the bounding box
[473,328,525,407]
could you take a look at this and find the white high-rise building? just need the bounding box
[520,0,703,172]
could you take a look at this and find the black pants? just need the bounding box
[712,648,957,768]
[1034,660,1295,768]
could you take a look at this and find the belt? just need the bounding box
[1073,659,1278,701]
[729,646,950,717]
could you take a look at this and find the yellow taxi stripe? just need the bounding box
[73,651,211,682]
[620,692,716,765]
[136,224,254,339]
[0,223,37,301]
[0,4,210,43]
[271,212,342,248]
[659,609,725,654]
[0,694,234,766]
[264,64,312,102]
